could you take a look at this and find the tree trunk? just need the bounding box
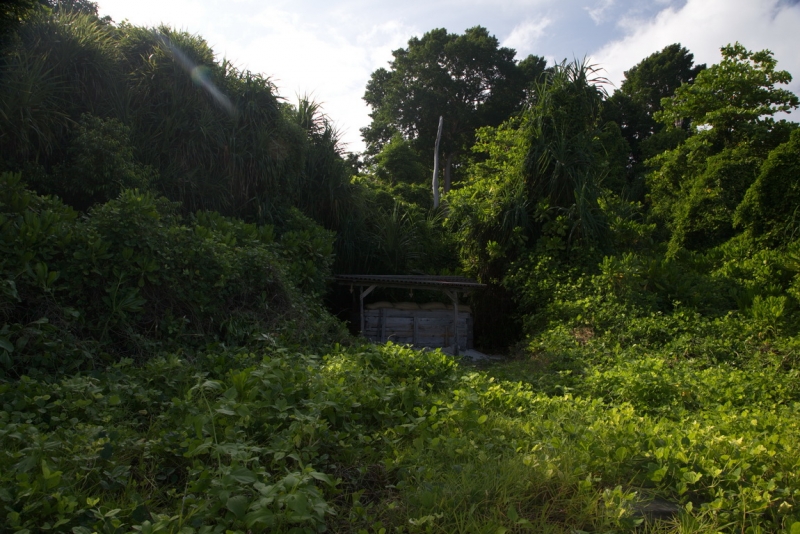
[432,116,443,208]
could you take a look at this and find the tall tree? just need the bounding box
[603,44,705,199]
[655,43,798,149]
[647,43,799,253]
[362,26,546,191]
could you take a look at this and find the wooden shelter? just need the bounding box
[333,275,485,355]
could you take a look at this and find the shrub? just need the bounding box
[0,173,341,375]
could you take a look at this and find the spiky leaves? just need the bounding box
[119,25,304,218]
[0,11,120,165]
[524,58,612,246]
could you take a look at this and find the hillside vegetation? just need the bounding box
[2,2,800,533]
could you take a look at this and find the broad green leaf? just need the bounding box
[0,337,14,352]
[45,472,62,489]
[649,467,668,482]
[287,493,309,516]
[507,504,519,521]
[245,508,275,528]
[226,495,249,519]
[230,467,257,484]
[309,471,334,486]
[682,471,702,484]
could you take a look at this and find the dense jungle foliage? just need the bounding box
[2,2,800,532]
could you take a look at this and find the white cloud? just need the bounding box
[592,0,800,100]
[98,0,209,29]
[233,11,423,151]
[96,0,417,152]
[502,18,553,55]
[95,0,800,154]
[585,0,615,25]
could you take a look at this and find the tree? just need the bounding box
[647,43,799,253]
[603,44,705,198]
[362,26,546,192]
[373,134,427,186]
[445,59,623,348]
[0,0,46,40]
[524,58,618,246]
[0,11,362,238]
[283,95,355,230]
[50,113,155,209]
[735,129,800,244]
[48,0,99,15]
[448,58,621,282]
[656,43,798,149]
[0,0,100,40]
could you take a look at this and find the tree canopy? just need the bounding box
[603,44,705,198]
[656,43,798,148]
[361,26,546,188]
[647,43,799,252]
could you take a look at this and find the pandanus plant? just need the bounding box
[523,58,611,247]
[0,11,121,165]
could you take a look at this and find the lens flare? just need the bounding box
[155,32,236,117]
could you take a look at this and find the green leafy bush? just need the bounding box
[0,173,341,375]
[49,113,156,208]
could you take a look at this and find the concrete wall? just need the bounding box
[363,308,473,349]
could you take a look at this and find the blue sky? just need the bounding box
[95,0,800,152]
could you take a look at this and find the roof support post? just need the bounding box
[359,285,376,336]
[443,289,459,356]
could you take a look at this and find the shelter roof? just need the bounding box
[333,274,485,292]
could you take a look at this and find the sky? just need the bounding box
[95,0,800,153]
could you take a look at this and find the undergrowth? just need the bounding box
[2,337,800,533]
[2,175,800,532]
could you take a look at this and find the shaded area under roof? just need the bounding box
[333,274,485,292]
[334,275,485,356]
